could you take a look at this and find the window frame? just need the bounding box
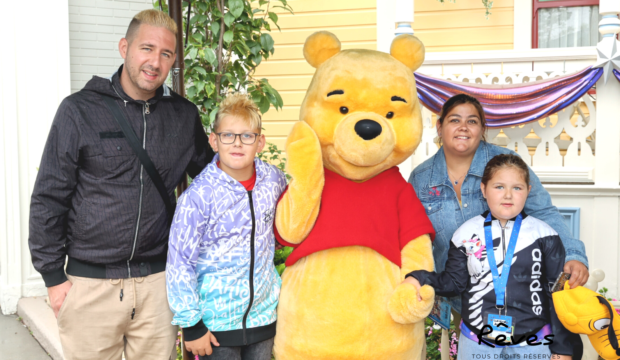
[532,0,600,48]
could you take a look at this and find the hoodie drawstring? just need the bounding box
[110,277,144,319]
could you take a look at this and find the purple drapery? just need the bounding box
[615,69,620,83]
[415,67,603,127]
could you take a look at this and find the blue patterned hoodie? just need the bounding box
[166,154,287,346]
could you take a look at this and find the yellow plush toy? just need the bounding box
[553,283,620,359]
[273,31,436,360]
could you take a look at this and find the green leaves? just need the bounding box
[223,11,235,26]
[436,0,493,18]
[188,47,198,60]
[268,11,278,24]
[260,33,274,52]
[203,47,217,65]
[228,0,244,18]
[194,67,207,76]
[157,0,294,133]
[211,21,220,37]
[192,32,204,44]
[248,40,261,56]
[267,12,280,31]
[223,30,234,44]
[257,95,270,114]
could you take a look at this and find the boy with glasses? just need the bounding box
[166,93,287,360]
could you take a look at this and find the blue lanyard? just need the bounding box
[484,213,523,309]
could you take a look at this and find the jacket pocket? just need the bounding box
[74,199,93,238]
[419,195,445,235]
[57,277,78,321]
[73,196,135,253]
[101,138,136,175]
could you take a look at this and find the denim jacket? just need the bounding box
[408,141,588,311]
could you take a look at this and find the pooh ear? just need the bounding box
[390,34,425,71]
[303,31,341,68]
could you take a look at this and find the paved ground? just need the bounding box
[0,310,51,360]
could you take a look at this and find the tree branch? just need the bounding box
[215,0,225,102]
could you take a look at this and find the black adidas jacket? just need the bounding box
[29,66,214,286]
[408,211,573,355]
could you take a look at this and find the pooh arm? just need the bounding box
[275,121,324,244]
[400,234,433,277]
[406,240,468,297]
[387,235,433,324]
[388,236,466,324]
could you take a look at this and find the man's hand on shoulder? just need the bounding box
[185,331,220,356]
[48,280,72,318]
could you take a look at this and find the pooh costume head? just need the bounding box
[553,284,620,359]
[273,32,436,360]
[301,31,425,180]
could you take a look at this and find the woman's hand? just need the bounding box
[401,276,423,301]
[564,260,589,287]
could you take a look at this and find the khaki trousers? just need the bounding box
[58,272,178,360]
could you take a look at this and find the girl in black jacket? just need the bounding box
[405,154,573,358]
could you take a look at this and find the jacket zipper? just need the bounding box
[242,190,257,345]
[127,101,149,277]
[500,221,509,313]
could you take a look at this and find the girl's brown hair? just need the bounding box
[481,154,530,186]
[437,94,487,143]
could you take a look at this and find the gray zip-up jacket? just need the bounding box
[29,66,214,287]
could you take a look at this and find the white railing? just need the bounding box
[412,70,598,183]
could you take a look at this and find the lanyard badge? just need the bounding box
[483,213,523,338]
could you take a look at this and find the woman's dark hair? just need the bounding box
[481,154,530,186]
[437,93,487,142]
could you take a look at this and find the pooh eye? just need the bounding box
[594,318,611,330]
[340,107,349,114]
[386,112,394,119]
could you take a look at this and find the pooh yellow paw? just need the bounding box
[387,284,435,324]
[285,121,323,182]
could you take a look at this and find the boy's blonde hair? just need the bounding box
[126,9,178,44]
[213,93,262,132]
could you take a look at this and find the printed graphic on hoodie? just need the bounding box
[166,155,287,331]
[462,234,485,278]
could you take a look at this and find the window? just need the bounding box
[533,0,601,48]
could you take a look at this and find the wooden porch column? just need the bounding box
[594,0,620,186]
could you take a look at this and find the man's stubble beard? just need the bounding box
[126,58,162,94]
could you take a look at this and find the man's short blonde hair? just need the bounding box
[213,93,262,133]
[126,9,178,44]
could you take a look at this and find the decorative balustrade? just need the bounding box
[413,71,598,183]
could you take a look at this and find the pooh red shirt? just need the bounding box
[276,167,435,267]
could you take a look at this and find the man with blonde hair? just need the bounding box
[29,9,213,359]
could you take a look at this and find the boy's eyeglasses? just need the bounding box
[215,132,259,145]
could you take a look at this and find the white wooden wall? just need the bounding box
[68,0,152,93]
[1,0,72,314]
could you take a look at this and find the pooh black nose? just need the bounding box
[354,120,382,140]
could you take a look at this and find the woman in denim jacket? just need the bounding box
[408,94,590,317]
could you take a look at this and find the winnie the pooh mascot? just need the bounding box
[273,31,436,360]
